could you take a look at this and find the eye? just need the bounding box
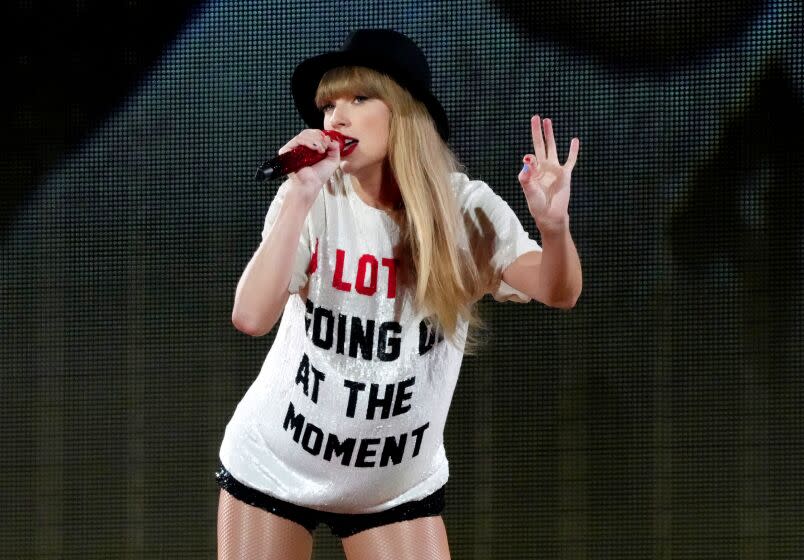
[319,102,333,112]
[354,95,368,103]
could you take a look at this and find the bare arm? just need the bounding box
[231,192,310,336]
[502,225,582,309]
[504,114,582,308]
[231,129,340,336]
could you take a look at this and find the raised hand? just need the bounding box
[517,115,579,233]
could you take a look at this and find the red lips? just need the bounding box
[323,130,359,156]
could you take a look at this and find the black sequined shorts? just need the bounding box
[215,463,445,538]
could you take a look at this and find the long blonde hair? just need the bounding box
[315,66,487,352]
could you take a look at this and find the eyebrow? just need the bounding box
[316,93,368,108]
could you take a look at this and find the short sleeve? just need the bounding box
[453,173,542,303]
[261,180,313,294]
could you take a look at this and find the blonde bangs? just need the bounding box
[314,66,391,109]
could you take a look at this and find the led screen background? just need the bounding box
[1,1,802,558]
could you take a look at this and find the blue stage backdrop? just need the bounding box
[1,1,802,558]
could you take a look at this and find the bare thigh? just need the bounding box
[341,515,451,560]
[217,489,314,560]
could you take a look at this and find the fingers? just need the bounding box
[531,115,546,163]
[518,160,529,183]
[531,115,580,170]
[324,135,341,161]
[565,137,580,171]
[532,115,558,162]
[519,154,543,185]
[279,130,329,155]
[306,130,328,153]
[543,117,558,161]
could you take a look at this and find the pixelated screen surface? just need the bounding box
[2,1,802,558]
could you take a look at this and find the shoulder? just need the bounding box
[449,171,489,192]
[449,172,497,209]
[449,172,513,221]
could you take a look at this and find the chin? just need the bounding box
[339,157,380,177]
[339,160,359,174]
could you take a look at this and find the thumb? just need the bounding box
[325,138,341,161]
[518,156,531,183]
[519,155,539,184]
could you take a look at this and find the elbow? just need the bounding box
[552,296,579,310]
[231,290,288,337]
[546,286,581,310]
[231,310,271,337]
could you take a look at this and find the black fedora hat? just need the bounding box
[291,29,450,141]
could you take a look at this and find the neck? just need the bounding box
[350,160,403,211]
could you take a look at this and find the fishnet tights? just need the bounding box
[217,489,313,560]
[341,516,451,560]
[217,490,450,560]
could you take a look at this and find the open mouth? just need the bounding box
[341,136,359,156]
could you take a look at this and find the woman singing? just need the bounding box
[216,29,581,560]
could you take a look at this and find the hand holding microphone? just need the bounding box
[254,129,358,183]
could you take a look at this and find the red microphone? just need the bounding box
[254,130,359,182]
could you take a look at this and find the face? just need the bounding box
[320,94,392,178]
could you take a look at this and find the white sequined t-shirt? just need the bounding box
[219,172,541,514]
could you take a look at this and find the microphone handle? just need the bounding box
[254,144,327,182]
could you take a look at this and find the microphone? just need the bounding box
[254,130,359,182]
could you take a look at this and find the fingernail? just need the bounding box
[522,164,529,174]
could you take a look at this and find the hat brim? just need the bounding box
[291,51,450,141]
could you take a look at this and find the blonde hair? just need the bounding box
[315,66,488,353]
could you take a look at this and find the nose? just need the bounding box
[328,101,350,129]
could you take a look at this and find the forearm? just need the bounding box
[232,193,310,336]
[536,223,582,309]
